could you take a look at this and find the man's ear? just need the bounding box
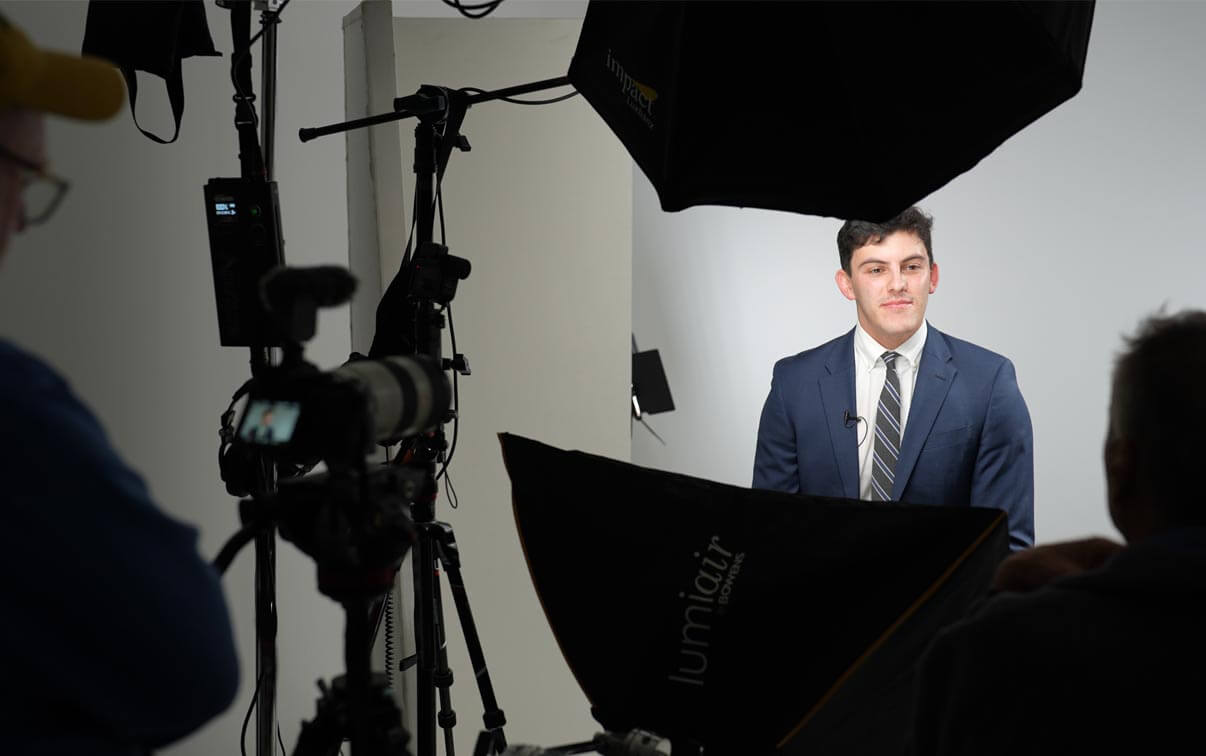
[929,261,940,294]
[1105,436,1139,535]
[835,269,855,301]
[1104,437,1133,484]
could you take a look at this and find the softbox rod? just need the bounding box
[298,75,571,143]
[259,0,279,178]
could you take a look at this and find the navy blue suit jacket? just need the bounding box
[753,325,1034,550]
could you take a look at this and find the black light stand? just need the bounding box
[299,76,571,756]
[254,4,281,753]
[218,2,285,754]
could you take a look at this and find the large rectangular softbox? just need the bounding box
[500,433,1008,755]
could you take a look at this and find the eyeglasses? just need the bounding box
[0,144,70,227]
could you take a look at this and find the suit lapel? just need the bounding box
[820,330,859,499]
[892,326,956,498]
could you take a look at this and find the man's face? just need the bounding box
[835,230,939,350]
[0,108,45,260]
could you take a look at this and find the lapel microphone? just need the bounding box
[843,410,861,428]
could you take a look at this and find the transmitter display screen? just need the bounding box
[213,196,238,220]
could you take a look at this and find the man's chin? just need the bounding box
[872,321,921,346]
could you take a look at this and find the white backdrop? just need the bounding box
[631,1,1206,545]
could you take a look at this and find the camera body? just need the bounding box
[235,350,451,468]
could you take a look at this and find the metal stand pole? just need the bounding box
[254,4,281,753]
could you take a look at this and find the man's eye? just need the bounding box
[868,267,883,274]
[907,264,922,271]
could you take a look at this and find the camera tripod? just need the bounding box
[294,597,411,756]
[401,456,508,756]
[368,87,510,756]
[299,76,573,756]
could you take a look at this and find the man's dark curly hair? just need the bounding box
[836,206,934,275]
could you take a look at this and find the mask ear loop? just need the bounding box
[118,62,187,144]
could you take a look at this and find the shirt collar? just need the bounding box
[854,320,928,370]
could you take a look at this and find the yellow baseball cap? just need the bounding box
[0,13,123,120]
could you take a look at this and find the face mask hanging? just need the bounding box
[82,0,221,144]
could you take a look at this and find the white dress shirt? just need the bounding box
[854,321,928,500]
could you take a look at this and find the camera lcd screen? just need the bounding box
[239,398,301,446]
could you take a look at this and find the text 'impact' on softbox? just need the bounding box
[500,433,1009,756]
[568,1,1095,222]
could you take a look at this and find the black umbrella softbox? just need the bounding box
[568,1,1094,222]
[500,433,1008,755]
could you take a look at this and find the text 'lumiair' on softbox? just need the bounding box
[500,433,1008,755]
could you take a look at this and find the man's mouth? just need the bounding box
[882,300,913,309]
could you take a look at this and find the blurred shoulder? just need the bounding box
[0,340,75,413]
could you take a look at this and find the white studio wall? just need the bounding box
[0,1,363,754]
[631,0,1206,546]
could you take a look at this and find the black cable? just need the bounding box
[230,0,293,100]
[445,468,460,509]
[247,0,292,49]
[442,0,505,19]
[431,167,459,490]
[437,182,447,246]
[401,185,419,266]
[434,303,459,488]
[240,669,265,756]
[459,86,579,106]
[213,523,260,575]
[384,590,396,689]
[277,722,286,755]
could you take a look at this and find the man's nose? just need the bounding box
[889,266,907,291]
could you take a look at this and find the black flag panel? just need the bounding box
[568,1,1095,222]
[500,433,1008,755]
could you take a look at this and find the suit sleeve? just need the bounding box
[753,362,800,492]
[971,359,1035,550]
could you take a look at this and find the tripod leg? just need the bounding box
[430,567,458,756]
[412,528,438,756]
[432,524,508,753]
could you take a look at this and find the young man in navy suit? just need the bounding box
[753,207,1034,550]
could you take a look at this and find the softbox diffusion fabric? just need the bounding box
[500,433,1008,755]
[568,0,1094,222]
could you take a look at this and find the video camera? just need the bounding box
[220,265,451,473]
[218,264,452,599]
[233,344,451,470]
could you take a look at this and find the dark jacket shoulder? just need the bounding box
[771,329,853,379]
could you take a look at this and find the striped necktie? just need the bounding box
[871,351,902,502]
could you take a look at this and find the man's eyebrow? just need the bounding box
[858,254,927,268]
